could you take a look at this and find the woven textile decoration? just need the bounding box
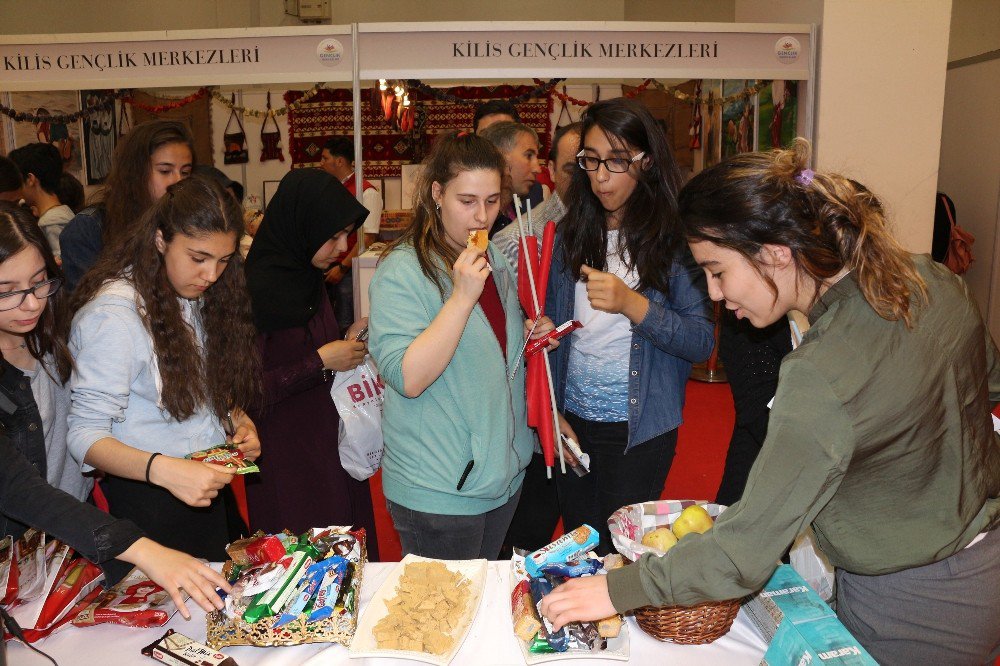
[285,86,553,178]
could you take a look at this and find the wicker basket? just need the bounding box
[205,531,366,649]
[609,500,740,644]
[632,594,741,644]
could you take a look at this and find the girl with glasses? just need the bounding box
[0,201,86,540]
[65,177,261,561]
[531,98,714,555]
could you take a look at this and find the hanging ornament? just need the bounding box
[260,92,285,162]
[689,80,703,150]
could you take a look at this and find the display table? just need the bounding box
[10,561,767,665]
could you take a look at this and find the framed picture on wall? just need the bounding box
[263,180,280,208]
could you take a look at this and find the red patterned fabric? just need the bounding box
[285,86,553,178]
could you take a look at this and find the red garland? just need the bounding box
[538,79,653,108]
[124,87,209,113]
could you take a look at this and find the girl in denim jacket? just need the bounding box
[532,99,713,554]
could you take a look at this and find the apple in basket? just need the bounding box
[641,527,678,552]
[671,505,714,540]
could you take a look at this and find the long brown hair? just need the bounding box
[386,131,505,297]
[0,202,72,382]
[95,120,195,247]
[679,138,927,327]
[71,177,260,420]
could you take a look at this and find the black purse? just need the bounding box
[223,94,249,164]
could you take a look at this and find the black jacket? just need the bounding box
[0,358,47,540]
[0,434,142,584]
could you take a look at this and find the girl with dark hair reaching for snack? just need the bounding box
[540,139,1000,665]
[66,176,261,561]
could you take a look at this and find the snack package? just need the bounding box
[306,557,348,624]
[142,629,239,666]
[467,229,489,252]
[226,535,285,567]
[539,557,603,579]
[525,525,600,578]
[13,529,46,602]
[185,445,259,474]
[73,567,182,628]
[511,579,542,642]
[529,575,568,652]
[33,558,103,631]
[242,550,313,623]
[0,535,18,606]
[274,556,344,628]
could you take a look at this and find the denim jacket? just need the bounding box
[546,237,714,451]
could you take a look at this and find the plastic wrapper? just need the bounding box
[226,535,285,567]
[274,556,344,628]
[73,567,182,628]
[529,576,568,652]
[185,444,259,474]
[307,557,348,623]
[0,535,17,606]
[34,558,103,630]
[142,629,239,666]
[525,525,599,578]
[539,557,603,579]
[13,529,45,602]
[242,551,312,624]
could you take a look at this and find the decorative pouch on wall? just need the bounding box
[223,94,249,164]
[260,93,284,162]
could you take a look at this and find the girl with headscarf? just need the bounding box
[244,169,379,558]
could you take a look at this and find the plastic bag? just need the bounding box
[788,526,835,602]
[331,357,384,481]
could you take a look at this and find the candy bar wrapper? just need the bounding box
[242,551,312,624]
[142,629,239,666]
[73,567,182,628]
[529,576,568,652]
[539,557,603,579]
[185,445,259,474]
[13,529,46,602]
[308,527,360,561]
[20,586,102,643]
[273,556,344,628]
[9,540,74,631]
[226,534,285,567]
[0,535,17,606]
[306,557,348,623]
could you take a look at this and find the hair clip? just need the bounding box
[795,169,815,186]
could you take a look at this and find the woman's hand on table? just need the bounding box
[148,456,236,507]
[118,537,230,620]
[539,574,616,632]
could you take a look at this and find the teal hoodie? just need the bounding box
[368,243,533,515]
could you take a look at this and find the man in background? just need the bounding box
[320,136,382,332]
[8,143,74,260]
[480,121,542,238]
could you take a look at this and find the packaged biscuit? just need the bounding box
[73,567,181,628]
[142,629,239,666]
[525,525,599,578]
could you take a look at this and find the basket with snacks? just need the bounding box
[205,526,366,648]
[609,500,740,645]
[509,525,630,663]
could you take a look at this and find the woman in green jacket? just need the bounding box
[368,131,533,560]
[540,140,1000,665]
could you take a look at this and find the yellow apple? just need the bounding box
[641,527,678,552]
[671,505,714,540]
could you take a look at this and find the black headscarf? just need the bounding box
[245,169,367,332]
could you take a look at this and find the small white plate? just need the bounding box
[349,554,488,665]
[509,560,630,663]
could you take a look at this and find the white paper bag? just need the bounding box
[788,526,836,602]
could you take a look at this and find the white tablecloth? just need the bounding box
[10,561,767,666]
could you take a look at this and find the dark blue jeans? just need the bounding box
[387,486,522,560]
[557,412,677,555]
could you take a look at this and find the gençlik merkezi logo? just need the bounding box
[775,36,801,64]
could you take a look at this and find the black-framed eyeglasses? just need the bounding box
[576,149,646,173]
[0,278,63,312]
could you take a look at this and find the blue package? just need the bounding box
[529,576,568,652]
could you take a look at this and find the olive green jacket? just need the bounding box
[609,255,1000,609]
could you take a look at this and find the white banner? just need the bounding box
[359,22,813,80]
[0,27,354,91]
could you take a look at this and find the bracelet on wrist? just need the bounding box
[145,452,162,485]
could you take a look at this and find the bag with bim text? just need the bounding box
[331,357,384,481]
